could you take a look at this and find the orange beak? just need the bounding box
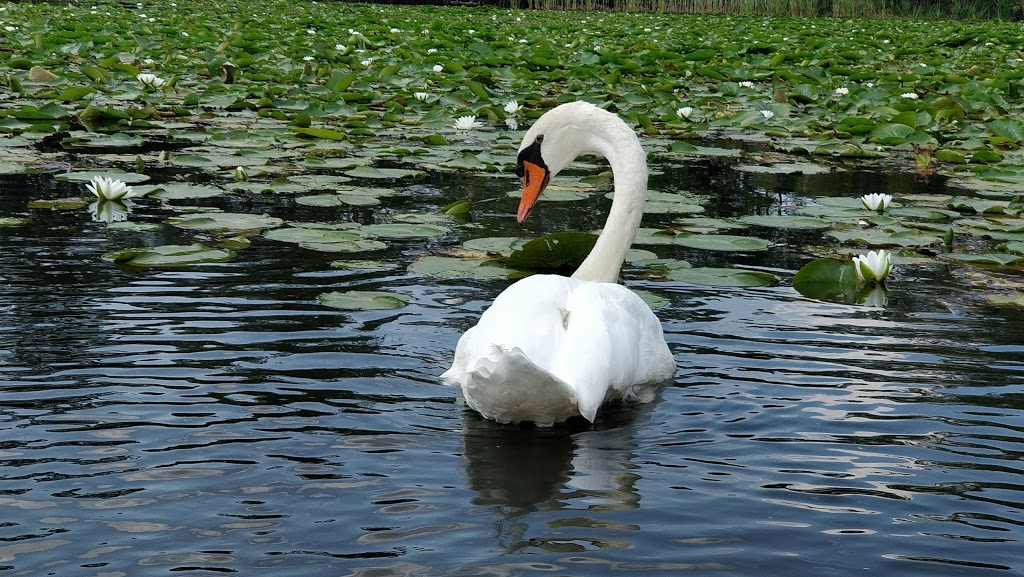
[517,161,550,223]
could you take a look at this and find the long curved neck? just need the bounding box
[571,123,647,283]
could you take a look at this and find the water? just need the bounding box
[1,162,1022,576]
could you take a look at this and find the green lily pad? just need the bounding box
[736,162,832,175]
[344,166,423,179]
[463,236,529,256]
[361,223,450,239]
[631,288,669,310]
[792,258,860,303]
[330,260,397,271]
[296,193,381,207]
[738,215,831,229]
[28,198,89,210]
[103,243,235,268]
[632,227,679,245]
[506,231,598,272]
[408,255,510,279]
[665,267,780,287]
[318,290,414,310]
[0,217,31,227]
[675,234,771,252]
[264,225,387,253]
[56,170,150,184]
[986,294,1024,308]
[828,227,941,247]
[167,212,284,234]
[144,183,225,200]
[940,253,1024,266]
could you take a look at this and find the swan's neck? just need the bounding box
[571,130,647,283]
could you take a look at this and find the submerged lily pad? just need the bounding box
[318,290,414,310]
[666,267,780,287]
[103,244,235,267]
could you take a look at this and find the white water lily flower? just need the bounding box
[302,56,314,62]
[834,87,849,95]
[901,92,919,99]
[86,175,137,201]
[853,249,893,284]
[504,117,519,131]
[136,73,165,89]
[454,115,483,130]
[414,91,429,102]
[390,27,400,33]
[760,109,774,119]
[89,200,131,224]
[503,100,520,114]
[361,58,373,66]
[234,166,248,181]
[432,64,443,73]
[738,80,755,88]
[860,192,892,211]
[676,106,693,119]
[427,48,437,54]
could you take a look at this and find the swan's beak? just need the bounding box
[517,161,550,223]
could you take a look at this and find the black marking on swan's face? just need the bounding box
[515,134,545,183]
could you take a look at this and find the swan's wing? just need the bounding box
[552,282,675,422]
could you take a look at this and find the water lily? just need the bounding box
[414,91,429,101]
[676,106,693,119]
[361,58,373,66]
[503,100,520,114]
[901,92,919,99]
[89,200,131,224]
[860,192,892,211]
[432,64,443,73]
[504,117,519,131]
[834,87,849,95]
[136,73,165,90]
[738,80,755,88]
[454,115,483,130]
[852,249,893,284]
[86,175,137,201]
[760,109,775,119]
[234,166,248,181]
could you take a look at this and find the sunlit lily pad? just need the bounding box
[736,162,832,175]
[330,260,397,271]
[738,215,830,229]
[665,267,780,287]
[675,234,771,252]
[408,255,510,279]
[632,227,679,245]
[144,183,225,200]
[28,198,89,210]
[828,227,941,247]
[318,290,414,310]
[0,217,31,227]
[264,225,387,253]
[986,294,1024,308]
[792,258,860,304]
[940,253,1024,266]
[462,236,528,256]
[103,244,235,267]
[632,288,669,310]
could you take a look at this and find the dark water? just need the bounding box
[1,162,1022,576]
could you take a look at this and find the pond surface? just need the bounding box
[1,158,1022,577]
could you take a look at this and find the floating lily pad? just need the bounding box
[632,227,678,245]
[264,225,387,253]
[56,170,151,184]
[675,234,771,252]
[318,290,414,310]
[665,267,780,287]
[144,183,226,200]
[506,232,598,272]
[167,212,284,234]
[0,217,31,227]
[361,223,450,239]
[828,227,941,248]
[792,258,860,304]
[463,236,528,256]
[297,193,381,207]
[28,198,89,210]
[330,260,398,271]
[986,294,1024,308]
[344,166,423,180]
[408,255,510,279]
[103,244,235,267]
[738,215,831,229]
[632,288,669,310]
[940,253,1024,266]
[736,162,832,175]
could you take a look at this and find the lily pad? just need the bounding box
[940,253,1024,266]
[361,223,450,239]
[408,255,510,279]
[344,166,423,180]
[167,212,284,234]
[103,244,235,268]
[0,217,31,227]
[665,267,780,287]
[264,225,387,253]
[675,234,771,252]
[738,215,831,230]
[296,193,381,207]
[736,162,832,175]
[318,290,414,310]
[56,170,150,184]
[144,183,226,200]
[462,236,529,256]
[792,258,860,303]
[506,232,598,272]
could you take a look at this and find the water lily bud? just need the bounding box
[234,166,248,181]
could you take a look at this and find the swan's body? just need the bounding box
[441,101,675,426]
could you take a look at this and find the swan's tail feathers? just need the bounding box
[450,346,580,426]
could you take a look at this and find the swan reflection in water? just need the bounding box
[458,401,656,553]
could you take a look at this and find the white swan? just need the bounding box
[441,101,675,426]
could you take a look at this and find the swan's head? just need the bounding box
[515,101,603,223]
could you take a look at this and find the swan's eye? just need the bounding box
[515,163,525,178]
[535,134,544,144]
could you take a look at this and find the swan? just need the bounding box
[441,101,675,426]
